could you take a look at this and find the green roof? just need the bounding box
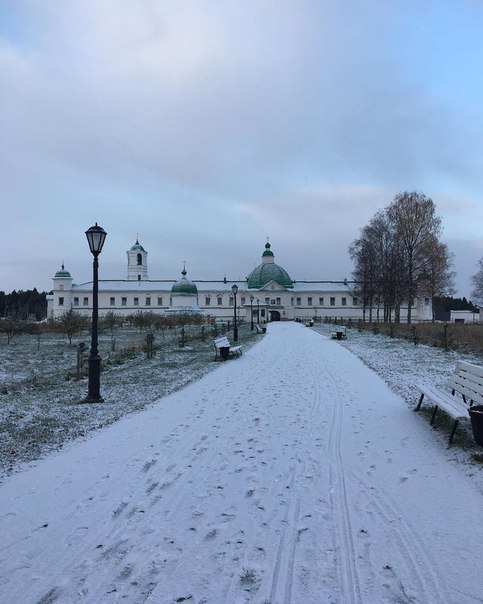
[247,242,294,289]
[171,269,198,295]
[55,264,71,278]
[247,263,293,289]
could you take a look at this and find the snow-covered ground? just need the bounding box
[0,322,482,603]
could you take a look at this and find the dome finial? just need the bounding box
[182,260,187,277]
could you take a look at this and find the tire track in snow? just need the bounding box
[347,468,447,601]
[268,336,324,604]
[317,336,446,602]
[307,342,363,604]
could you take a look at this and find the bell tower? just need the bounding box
[126,237,148,281]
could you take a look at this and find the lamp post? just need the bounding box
[84,223,107,403]
[231,284,238,342]
[256,298,260,324]
[250,294,254,330]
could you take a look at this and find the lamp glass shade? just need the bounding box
[231,284,238,295]
[85,223,107,255]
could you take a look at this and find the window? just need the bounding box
[134,297,139,306]
[229,296,234,306]
[157,297,163,306]
[83,297,89,306]
[341,297,347,306]
[353,297,358,306]
[276,297,281,305]
[137,253,142,266]
[296,297,301,305]
[58,297,64,306]
[319,297,324,305]
[59,284,64,291]
[425,298,430,306]
[330,297,335,306]
[205,297,211,306]
[261,309,266,317]
[270,299,275,305]
[137,274,141,281]
[217,297,222,306]
[308,297,313,306]
[241,297,246,305]
[146,297,151,306]
[265,297,270,304]
[122,297,127,306]
[73,297,79,306]
[110,297,115,306]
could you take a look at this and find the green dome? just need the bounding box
[262,242,274,258]
[247,263,294,289]
[55,264,71,278]
[247,243,293,289]
[171,268,198,296]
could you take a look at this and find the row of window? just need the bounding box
[58,295,360,308]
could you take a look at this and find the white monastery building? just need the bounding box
[47,239,432,323]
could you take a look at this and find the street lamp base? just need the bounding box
[80,395,105,404]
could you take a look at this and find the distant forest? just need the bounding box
[432,296,479,322]
[0,289,479,323]
[0,289,49,320]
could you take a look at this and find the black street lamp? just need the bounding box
[250,294,254,330]
[84,223,107,403]
[256,298,260,324]
[231,283,238,342]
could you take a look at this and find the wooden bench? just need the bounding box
[256,324,266,334]
[331,327,347,340]
[213,336,242,361]
[415,360,483,444]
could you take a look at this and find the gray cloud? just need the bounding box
[2,0,483,295]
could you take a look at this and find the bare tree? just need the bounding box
[471,258,483,304]
[57,310,88,345]
[421,238,455,320]
[386,191,442,322]
[351,191,450,323]
[101,311,122,351]
[0,312,25,344]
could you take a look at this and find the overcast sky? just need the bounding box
[2,0,483,297]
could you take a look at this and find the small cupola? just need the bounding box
[54,263,72,279]
[171,265,198,296]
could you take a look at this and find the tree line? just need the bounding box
[0,308,214,345]
[0,289,48,320]
[349,191,454,323]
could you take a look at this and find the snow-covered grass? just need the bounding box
[0,323,260,479]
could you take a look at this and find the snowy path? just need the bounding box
[1,322,482,603]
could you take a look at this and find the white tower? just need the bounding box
[126,238,148,281]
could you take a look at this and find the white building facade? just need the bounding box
[47,240,433,323]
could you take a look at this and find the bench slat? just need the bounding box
[448,379,483,406]
[417,385,468,420]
